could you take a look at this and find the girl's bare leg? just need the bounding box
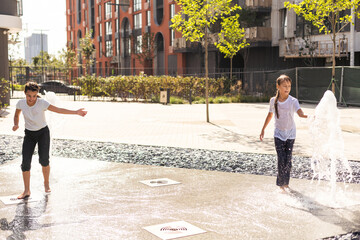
[42,165,51,193]
[18,171,31,199]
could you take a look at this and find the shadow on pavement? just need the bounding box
[288,189,360,234]
[0,195,52,240]
[205,122,275,153]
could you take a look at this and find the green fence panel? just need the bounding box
[264,69,296,97]
[343,67,360,106]
[297,67,342,103]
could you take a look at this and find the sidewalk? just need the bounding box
[1,99,359,160]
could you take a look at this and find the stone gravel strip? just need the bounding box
[1,134,359,184]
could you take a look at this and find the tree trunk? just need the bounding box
[230,57,233,82]
[205,27,209,123]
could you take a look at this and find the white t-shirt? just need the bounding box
[269,95,300,141]
[16,98,51,131]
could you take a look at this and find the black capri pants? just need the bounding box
[21,126,50,172]
[274,137,295,187]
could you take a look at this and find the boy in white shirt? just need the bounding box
[13,82,87,199]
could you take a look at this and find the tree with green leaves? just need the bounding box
[59,44,78,83]
[61,45,77,69]
[285,0,360,93]
[171,0,241,122]
[215,14,248,81]
[79,30,95,75]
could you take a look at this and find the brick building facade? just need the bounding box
[66,0,360,77]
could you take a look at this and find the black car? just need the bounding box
[39,81,81,95]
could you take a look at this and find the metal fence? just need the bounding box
[8,66,360,105]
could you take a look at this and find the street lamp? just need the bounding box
[106,1,129,75]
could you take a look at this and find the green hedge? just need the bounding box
[75,74,227,101]
[75,74,271,103]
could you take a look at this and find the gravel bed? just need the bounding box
[1,134,360,239]
[1,134,360,184]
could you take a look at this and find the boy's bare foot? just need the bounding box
[44,182,51,193]
[17,191,31,199]
[279,186,287,193]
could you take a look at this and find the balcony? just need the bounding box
[0,0,22,33]
[245,27,272,42]
[279,38,349,58]
[245,0,271,11]
[173,37,199,52]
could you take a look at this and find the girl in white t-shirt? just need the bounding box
[260,75,307,192]
[13,82,87,199]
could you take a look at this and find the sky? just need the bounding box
[14,0,66,59]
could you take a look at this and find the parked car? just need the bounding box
[38,80,81,95]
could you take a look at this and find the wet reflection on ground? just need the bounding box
[0,195,52,240]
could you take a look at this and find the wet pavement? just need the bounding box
[1,156,360,240]
[1,99,360,239]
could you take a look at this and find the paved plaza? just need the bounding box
[1,98,359,160]
[1,98,360,239]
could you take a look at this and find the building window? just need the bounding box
[170,4,175,19]
[134,35,142,53]
[296,16,317,38]
[116,17,119,32]
[105,2,112,19]
[99,23,103,36]
[77,0,81,24]
[99,41,102,57]
[128,37,131,56]
[146,11,151,26]
[134,13,142,29]
[106,40,113,57]
[170,28,175,46]
[116,38,119,56]
[133,0,142,12]
[98,4,101,21]
[105,21,112,36]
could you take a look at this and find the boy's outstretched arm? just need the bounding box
[48,105,87,117]
[12,109,21,131]
[297,109,307,118]
[260,112,273,141]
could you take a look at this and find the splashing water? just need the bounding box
[309,90,352,189]
[44,91,66,132]
[44,91,66,154]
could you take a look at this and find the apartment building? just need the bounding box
[66,0,360,77]
[67,0,182,76]
[275,0,360,67]
[0,0,22,105]
[25,33,48,64]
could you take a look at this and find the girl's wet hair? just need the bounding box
[24,82,40,93]
[274,74,292,118]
